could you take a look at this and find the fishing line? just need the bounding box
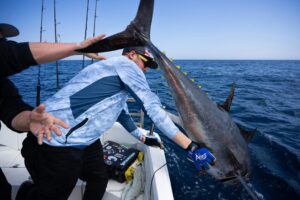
[149,162,167,199]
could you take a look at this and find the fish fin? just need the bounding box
[219,82,236,112]
[165,111,196,140]
[165,111,184,127]
[237,124,256,143]
[77,0,154,53]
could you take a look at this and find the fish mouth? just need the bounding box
[220,176,238,183]
[219,171,249,184]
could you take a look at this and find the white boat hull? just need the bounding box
[0,122,174,200]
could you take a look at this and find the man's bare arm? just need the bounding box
[29,34,106,64]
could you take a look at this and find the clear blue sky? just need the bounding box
[1,0,300,60]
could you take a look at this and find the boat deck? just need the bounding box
[0,122,174,200]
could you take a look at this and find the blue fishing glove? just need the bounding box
[144,135,164,149]
[186,141,216,170]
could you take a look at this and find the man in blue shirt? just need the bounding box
[22,46,216,200]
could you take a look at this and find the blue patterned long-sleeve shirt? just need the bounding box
[43,56,179,147]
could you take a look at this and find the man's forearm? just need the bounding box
[172,131,192,149]
[29,43,79,64]
[11,111,31,132]
[29,34,105,64]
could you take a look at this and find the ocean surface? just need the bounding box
[10,60,300,200]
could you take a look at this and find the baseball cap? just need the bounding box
[0,23,19,38]
[122,46,158,69]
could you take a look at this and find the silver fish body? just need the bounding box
[147,42,251,181]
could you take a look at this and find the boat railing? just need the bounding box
[127,98,144,128]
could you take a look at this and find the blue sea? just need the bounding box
[10,60,300,200]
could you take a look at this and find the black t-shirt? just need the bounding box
[0,78,33,131]
[0,38,37,78]
[0,38,37,130]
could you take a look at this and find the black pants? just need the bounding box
[0,168,12,200]
[21,133,108,200]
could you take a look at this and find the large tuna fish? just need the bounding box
[78,0,256,189]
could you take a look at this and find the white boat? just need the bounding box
[0,119,174,200]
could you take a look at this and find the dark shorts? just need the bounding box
[21,133,108,200]
[0,167,12,200]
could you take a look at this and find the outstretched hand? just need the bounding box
[76,34,106,60]
[29,104,69,145]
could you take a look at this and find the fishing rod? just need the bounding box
[82,0,90,68]
[91,0,99,64]
[54,0,60,89]
[36,0,45,106]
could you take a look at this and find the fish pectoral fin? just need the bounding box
[219,82,236,112]
[165,111,183,127]
[237,124,256,143]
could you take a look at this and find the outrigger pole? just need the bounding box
[54,0,60,89]
[36,0,45,106]
[91,0,99,64]
[82,0,90,68]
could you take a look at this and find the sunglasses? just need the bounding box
[138,54,150,68]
